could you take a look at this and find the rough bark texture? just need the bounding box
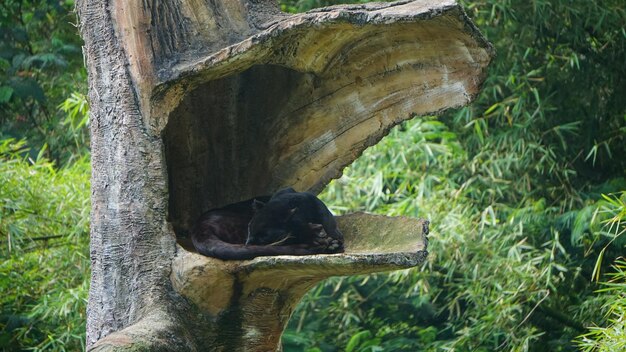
[77,0,492,350]
[76,0,175,347]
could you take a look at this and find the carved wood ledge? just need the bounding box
[171,213,428,350]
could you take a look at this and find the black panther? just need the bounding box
[247,188,344,251]
[191,188,343,260]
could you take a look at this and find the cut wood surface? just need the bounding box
[173,213,429,315]
[162,0,494,235]
[170,213,428,350]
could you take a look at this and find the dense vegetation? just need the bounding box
[1,1,90,351]
[1,0,624,351]
[0,140,89,351]
[0,0,88,164]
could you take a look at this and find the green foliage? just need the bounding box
[577,260,626,352]
[57,92,89,163]
[0,139,90,351]
[0,0,88,164]
[282,0,626,351]
[576,191,626,352]
[587,192,626,282]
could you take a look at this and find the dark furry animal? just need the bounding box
[191,190,343,260]
[247,188,344,251]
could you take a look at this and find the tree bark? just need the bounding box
[76,0,492,350]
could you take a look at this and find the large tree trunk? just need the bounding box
[77,0,492,350]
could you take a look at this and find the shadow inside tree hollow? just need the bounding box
[164,65,315,242]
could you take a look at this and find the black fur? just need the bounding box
[191,189,343,260]
[247,188,344,251]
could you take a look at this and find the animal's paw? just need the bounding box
[309,223,344,253]
[325,237,343,253]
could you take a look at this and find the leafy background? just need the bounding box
[1,0,625,351]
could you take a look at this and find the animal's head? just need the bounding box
[246,199,297,245]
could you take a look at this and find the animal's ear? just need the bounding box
[273,187,297,198]
[252,199,266,212]
[286,207,298,219]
